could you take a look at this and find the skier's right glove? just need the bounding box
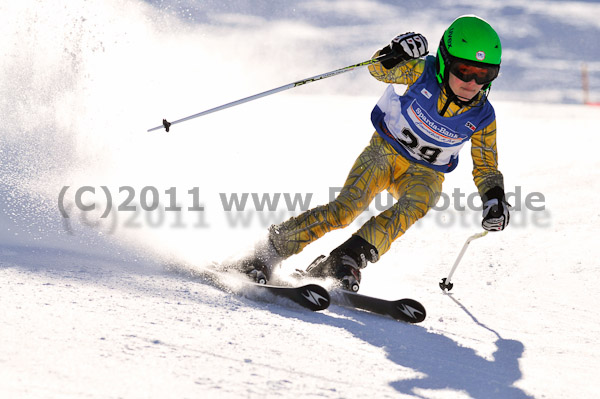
[378,32,428,69]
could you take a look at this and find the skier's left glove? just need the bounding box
[481,187,510,232]
[378,32,428,69]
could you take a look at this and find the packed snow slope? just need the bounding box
[2,1,600,398]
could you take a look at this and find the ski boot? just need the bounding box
[234,238,284,285]
[304,235,379,292]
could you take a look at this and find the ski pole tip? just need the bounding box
[439,278,454,292]
[147,119,172,133]
[162,119,172,132]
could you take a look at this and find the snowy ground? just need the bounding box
[2,1,600,398]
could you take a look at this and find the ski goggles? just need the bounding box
[450,60,499,85]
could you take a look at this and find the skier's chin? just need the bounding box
[455,89,478,102]
[457,95,475,102]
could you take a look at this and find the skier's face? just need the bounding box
[448,72,484,101]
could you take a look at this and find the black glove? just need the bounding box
[481,187,510,232]
[378,32,428,69]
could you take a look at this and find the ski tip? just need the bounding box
[394,298,427,323]
[298,284,330,311]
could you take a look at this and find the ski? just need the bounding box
[193,265,331,312]
[175,262,423,318]
[248,282,331,311]
[294,256,426,323]
[329,289,426,323]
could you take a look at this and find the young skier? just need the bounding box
[232,15,510,291]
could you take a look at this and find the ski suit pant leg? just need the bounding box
[269,133,444,258]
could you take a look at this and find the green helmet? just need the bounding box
[436,15,502,89]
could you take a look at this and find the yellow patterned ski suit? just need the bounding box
[269,55,504,259]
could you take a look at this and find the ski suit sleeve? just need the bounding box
[471,120,505,197]
[368,50,425,86]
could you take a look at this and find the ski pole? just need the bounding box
[439,231,488,292]
[147,52,400,132]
